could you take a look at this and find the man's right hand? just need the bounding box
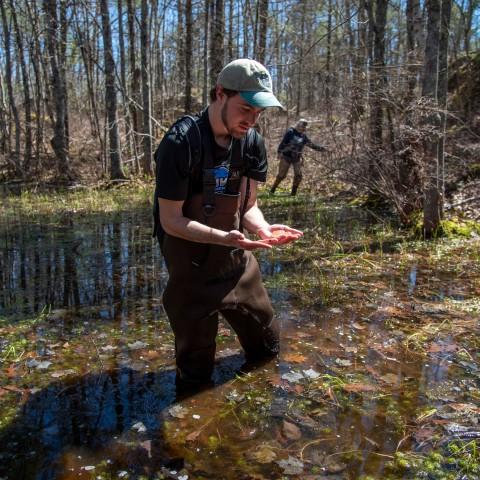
[224,230,272,250]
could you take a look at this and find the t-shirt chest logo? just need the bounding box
[213,166,229,193]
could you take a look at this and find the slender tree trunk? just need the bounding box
[463,0,475,54]
[59,0,69,147]
[243,0,250,58]
[325,0,333,124]
[203,0,210,103]
[25,0,45,166]
[210,0,224,86]
[256,0,268,64]
[184,0,193,112]
[227,0,234,60]
[422,0,442,235]
[0,0,22,176]
[140,0,153,175]
[177,0,185,101]
[117,0,133,158]
[437,0,452,212]
[0,70,7,154]
[369,0,388,148]
[100,0,125,180]
[296,1,307,116]
[126,0,140,169]
[405,0,422,104]
[9,0,32,172]
[43,0,72,181]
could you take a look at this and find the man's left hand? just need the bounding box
[256,225,303,246]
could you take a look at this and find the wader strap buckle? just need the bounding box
[203,204,216,216]
[203,168,216,217]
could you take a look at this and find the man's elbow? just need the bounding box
[160,217,178,236]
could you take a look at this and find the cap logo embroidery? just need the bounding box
[254,71,271,90]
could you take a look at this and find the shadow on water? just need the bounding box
[0,355,246,480]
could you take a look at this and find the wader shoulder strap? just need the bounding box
[239,129,254,228]
[182,115,202,172]
[240,177,251,231]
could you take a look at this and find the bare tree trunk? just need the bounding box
[0,70,7,154]
[227,0,234,60]
[369,0,388,148]
[256,0,268,64]
[325,0,333,124]
[210,0,224,87]
[43,0,73,181]
[126,0,141,170]
[73,2,103,155]
[184,0,193,112]
[405,0,422,104]
[117,0,133,158]
[296,1,307,116]
[203,0,210,103]
[437,0,452,212]
[9,0,32,172]
[0,0,22,176]
[100,0,125,180]
[177,0,185,101]
[59,0,69,147]
[140,0,153,175]
[462,0,476,54]
[25,0,45,166]
[422,0,442,235]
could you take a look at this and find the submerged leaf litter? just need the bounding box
[0,196,479,479]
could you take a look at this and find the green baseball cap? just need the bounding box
[217,59,284,109]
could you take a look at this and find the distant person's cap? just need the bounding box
[217,59,284,109]
[296,119,308,129]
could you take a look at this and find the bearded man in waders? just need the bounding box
[153,59,303,392]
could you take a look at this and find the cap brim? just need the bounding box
[240,91,284,109]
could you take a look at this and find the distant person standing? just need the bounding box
[270,119,327,196]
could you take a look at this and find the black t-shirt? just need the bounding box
[153,108,268,237]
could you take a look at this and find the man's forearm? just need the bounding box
[242,205,270,235]
[162,216,230,245]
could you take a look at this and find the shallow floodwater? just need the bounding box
[0,199,479,480]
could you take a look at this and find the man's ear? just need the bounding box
[216,85,225,101]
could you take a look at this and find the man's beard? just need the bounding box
[220,99,247,139]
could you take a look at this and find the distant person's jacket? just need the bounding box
[277,127,325,163]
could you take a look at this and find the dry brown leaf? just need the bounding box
[379,373,398,385]
[448,403,480,414]
[427,343,459,353]
[142,350,161,360]
[282,420,302,441]
[5,365,17,378]
[414,427,436,442]
[294,384,305,394]
[185,429,202,442]
[283,353,307,363]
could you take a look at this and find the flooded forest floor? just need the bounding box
[0,184,479,480]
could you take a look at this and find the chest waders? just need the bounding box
[160,128,280,384]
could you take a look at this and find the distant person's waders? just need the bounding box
[161,137,280,384]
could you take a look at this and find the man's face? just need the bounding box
[219,90,264,138]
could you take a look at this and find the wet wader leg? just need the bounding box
[221,252,280,362]
[171,310,219,384]
[222,307,280,362]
